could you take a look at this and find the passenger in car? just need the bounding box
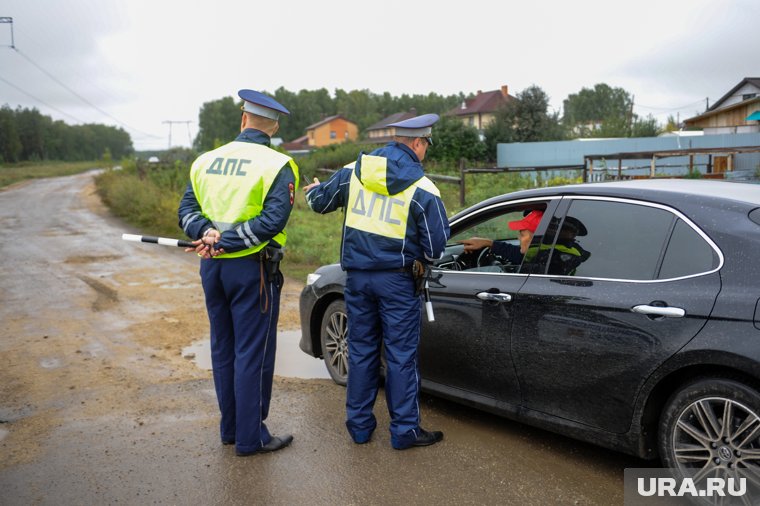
[460,210,544,264]
[544,216,591,276]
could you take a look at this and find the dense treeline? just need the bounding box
[0,105,133,163]
[194,88,467,151]
[2,83,661,166]
[272,87,467,142]
[193,84,662,162]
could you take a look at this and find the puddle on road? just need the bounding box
[158,283,196,290]
[40,358,62,369]
[182,330,330,380]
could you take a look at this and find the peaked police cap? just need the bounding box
[388,113,439,143]
[238,89,290,121]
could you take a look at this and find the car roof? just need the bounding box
[490,179,760,205]
[453,179,760,222]
[558,179,760,204]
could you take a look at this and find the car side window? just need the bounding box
[449,212,522,244]
[558,200,674,280]
[658,219,718,279]
[441,203,550,273]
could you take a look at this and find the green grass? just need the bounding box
[93,156,582,283]
[0,161,101,189]
[95,161,187,237]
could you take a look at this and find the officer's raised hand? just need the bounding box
[303,177,320,193]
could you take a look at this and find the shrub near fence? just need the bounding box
[95,158,346,280]
[93,153,582,281]
[96,159,188,237]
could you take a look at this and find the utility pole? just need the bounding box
[0,17,14,48]
[162,120,192,149]
[629,94,635,133]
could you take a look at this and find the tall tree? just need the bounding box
[275,87,335,142]
[512,85,565,142]
[0,105,133,162]
[562,83,634,137]
[483,85,565,161]
[426,116,486,163]
[665,115,680,132]
[0,105,23,163]
[15,108,48,161]
[631,114,661,137]
[193,96,239,151]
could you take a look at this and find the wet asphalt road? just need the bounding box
[0,172,649,505]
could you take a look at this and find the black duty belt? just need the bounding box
[386,266,412,273]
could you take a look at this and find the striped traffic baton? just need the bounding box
[121,233,194,248]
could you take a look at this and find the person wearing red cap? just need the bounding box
[461,210,544,265]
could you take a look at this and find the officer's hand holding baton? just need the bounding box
[186,229,225,259]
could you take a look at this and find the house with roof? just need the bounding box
[364,108,419,144]
[445,85,515,131]
[304,115,358,148]
[280,135,311,156]
[684,77,760,135]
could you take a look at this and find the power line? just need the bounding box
[634,99,706,112]
[162,120,193,149]
[11,47,161,139]
[1,16,161,140]
[0,74,89,123]
[0,17,13,48]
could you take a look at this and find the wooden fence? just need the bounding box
[319,160,586,207]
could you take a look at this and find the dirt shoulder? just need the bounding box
[0,176,304,471]
[0,173,635,506]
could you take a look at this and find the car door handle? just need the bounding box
[632,305,685,318]
[477,292,512,303]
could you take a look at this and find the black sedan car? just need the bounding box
[299,179,760,476]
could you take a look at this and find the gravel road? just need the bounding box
[0,171,645,505]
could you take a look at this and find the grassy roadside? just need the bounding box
[94,159,348,281]
[0,161,102,189]
[94,157,581,282]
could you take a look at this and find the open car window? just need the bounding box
[435,202,549,274]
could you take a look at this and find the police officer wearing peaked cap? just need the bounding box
[304,113,450,450]
[178,89,299,456]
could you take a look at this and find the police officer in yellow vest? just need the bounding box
[304,114,450,449]
[178,89,298,456]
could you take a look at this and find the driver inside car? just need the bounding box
[459,210,544,265]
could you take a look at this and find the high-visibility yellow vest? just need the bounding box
[190,141,299,259]
[344,154,439,240]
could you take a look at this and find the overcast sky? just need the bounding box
[1,0,758,151]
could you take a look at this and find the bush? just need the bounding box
[94,149,561,280]
[290,142,380,183]
[95,159,188,237]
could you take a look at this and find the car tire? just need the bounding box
[658,378,760,490]
[320,299,348,386]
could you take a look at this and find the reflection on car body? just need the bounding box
[299,179,760,497]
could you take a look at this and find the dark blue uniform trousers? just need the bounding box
[200,255,279,453]
[344,270,422,447]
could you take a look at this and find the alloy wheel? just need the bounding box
[323,308,348,382]
[673,396,760,502]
